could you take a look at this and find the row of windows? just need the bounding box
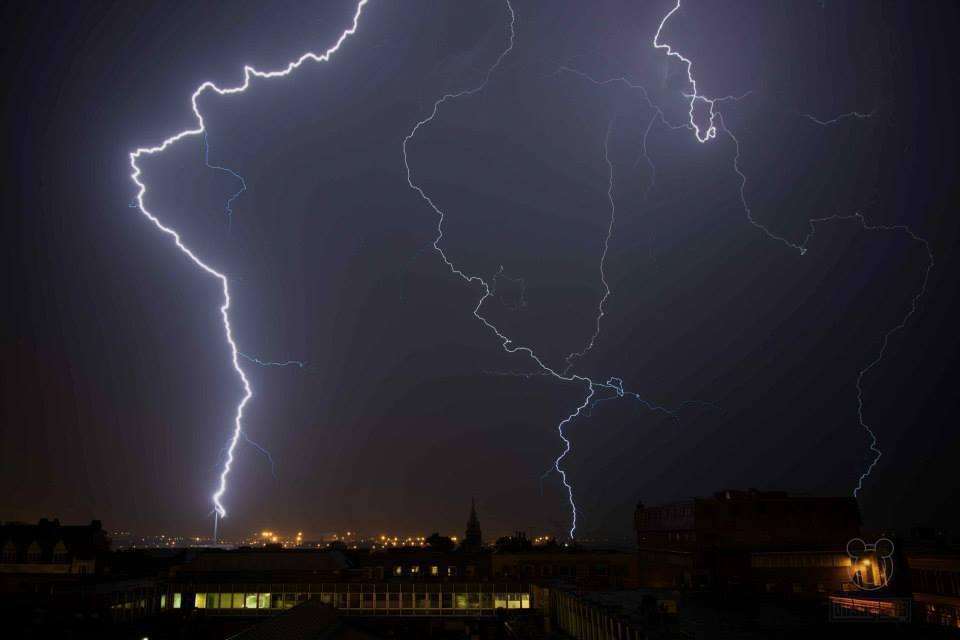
[182,591,530,611]
[914,570,960,597]
[497,564,623,578]
[751,554,851,569]
[1,541,69,563]
[386,565,474,577]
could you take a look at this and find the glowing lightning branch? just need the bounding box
[239,352,306,369]
[564,119,617,374]
[800,109,876,126]
[202,132,248,230]
[404,1,602,538]
[803,214,934,496]
[406,1,693,539]
[128,0,369,526]
[653,0,718,143]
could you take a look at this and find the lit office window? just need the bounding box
[258,593,270,609]
[160,594,166,609]
[430,565,439,576]
[173,593,182,609]
[232,593,245,608]
[206,593,220,609]
[393,565,403,576]
[521,594,530,609]
[245,594,258,609]
[447,566,457,577]
[410,565,420,575]
[195,593,206,609]
[456,594,468,609]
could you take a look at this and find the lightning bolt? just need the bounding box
[405,1,702,539]
[202,131,247,230]
[128,0,369,529]
[239,353,306,369]
[649,0,932,496]
[802,214,934,496]
[652,0,718,143]
[563,119,617,374]
[799,109,876,126]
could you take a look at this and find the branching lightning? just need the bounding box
[563,119,617,374]
[802,214,934,496]
[202,131,247,230]
[653,0,718,143]
[649,0,932,496]
[800,109,876,126]
[557,0,931,500]
[128,0,369,530]
[127,0,927,539]
[239,352,306,369]
[405,1,699,539]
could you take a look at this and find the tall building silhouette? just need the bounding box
[463,498,482,551]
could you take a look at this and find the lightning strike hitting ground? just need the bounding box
[128,0,369,531]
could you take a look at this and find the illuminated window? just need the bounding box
[393,565,402,576]
[508,594,521,609]
[245,594,258,609]
[160,594,167,609]
[447,566,457,577]
[258,593,270,609]
[430,565,439,576]
[410,565,420,575]
[494,595,507,609]
[521,594,530,609]
[173,593,182,609]
[232,593,244,608]
[206,593,220,608]
[455,594,468,609]
[195,593,206,609]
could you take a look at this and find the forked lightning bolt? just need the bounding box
[653,0,933,496]
[653,0,718,142]
[406,1,689,539]
[128,0,369,530]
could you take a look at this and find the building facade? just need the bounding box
[634,489,861,596]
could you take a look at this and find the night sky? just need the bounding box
[2,1,958,542]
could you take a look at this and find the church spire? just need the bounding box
[464,497,482,550]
